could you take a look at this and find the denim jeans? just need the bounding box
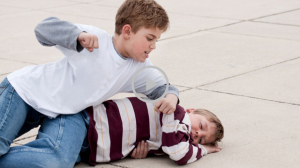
[0,78,90,168]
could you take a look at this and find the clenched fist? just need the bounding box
[77,32,99,52]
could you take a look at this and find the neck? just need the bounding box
[113,34,130,58]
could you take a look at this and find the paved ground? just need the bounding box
[1,0,300,167]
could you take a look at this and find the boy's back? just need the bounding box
[86,97,207,165]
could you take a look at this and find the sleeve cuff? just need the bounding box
[74,30,85,52]
[198,144,208,156]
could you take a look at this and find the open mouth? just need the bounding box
[144,51,150,58]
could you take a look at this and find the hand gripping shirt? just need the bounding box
[85,97,207,165]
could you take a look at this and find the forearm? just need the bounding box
[34,17,83,52]
[147,84,180,104]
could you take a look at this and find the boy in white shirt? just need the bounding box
[0,0,180,160]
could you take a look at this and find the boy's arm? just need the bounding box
[161,112,207,165]
[147,84,179,114]
[131,60,180,114]
[34,17,91,52]
[147,84,180,104]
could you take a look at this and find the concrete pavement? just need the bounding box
[1,0,300,167]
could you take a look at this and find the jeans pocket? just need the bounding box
[0,78,10,96]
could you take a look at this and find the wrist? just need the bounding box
[165,93,177,100]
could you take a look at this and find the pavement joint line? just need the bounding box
[179,88,193,93]
[197,88,300,106]
[0,3,35,10]
[159,20,246,42]
[13,142,23,145]
[0,57,38,65]
[250,20,300,28]
[14,134,37,142]
[167,12,243,21]
[207,30,300,42]
[107,163,130,168]
[0,9,34,17]
[0,73,10,76]
[84,3,120,9]
[39,10,114,22]
[34,3,82,11]
[248,7,300,21]
[197,56,300,87]
[0,2,81,13]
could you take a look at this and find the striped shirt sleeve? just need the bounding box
[160,106,207,165]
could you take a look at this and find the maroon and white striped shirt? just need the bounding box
[85,97,207,165]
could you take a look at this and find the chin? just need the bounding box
[138,58,146,63]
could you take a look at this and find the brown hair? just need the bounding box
[115,0,169,35]
[193,109,224,146]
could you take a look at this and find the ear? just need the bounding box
[122,24,132,39]
[185,108,195,113]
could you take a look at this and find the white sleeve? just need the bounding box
[131,59,167,96]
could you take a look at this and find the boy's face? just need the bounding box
[126,26,163,62]
[186,108,216,145]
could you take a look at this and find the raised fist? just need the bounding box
[77,32,99,52]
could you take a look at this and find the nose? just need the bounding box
[195,131,199,137]
[150,41,156,49]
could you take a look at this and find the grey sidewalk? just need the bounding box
[1,0,300,168]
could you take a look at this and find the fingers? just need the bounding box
[154,100,162,113]
[142,141,148,158]
[155,100,176,115]
[131,149,137,158]
[131,141,148,159]
[78,33,99,52]
[140,141,145,159]
[155,99,168,114]
[136,141,141,158]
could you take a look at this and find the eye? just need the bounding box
[147,37,153,41]
[199,138,202,144]
[200,123,202,129]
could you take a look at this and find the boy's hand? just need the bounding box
[155,94,178,115]
[77,32,99,52]
[203,144,222,154]
[131,140,148,159]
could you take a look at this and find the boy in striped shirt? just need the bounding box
[84,97,224,165]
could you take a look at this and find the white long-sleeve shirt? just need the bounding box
[7,22,175,118]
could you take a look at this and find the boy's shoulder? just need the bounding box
[75,23,111,40]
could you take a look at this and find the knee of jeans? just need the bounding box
[42,157,75,168]
[0,137,11,156]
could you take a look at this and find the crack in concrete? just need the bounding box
[0,57,37,65]
[0,4,33,10]
[167,12,242,21]
[108,163,131,168]
[159,20,246,41]
[0,73,10,76]
[197,88,300,106]
[13,134,37,142]
[39,10,114,21]
[248,7,300,21]
[197,56,300,87]
[207,30,300,42]
[250,20,300,28]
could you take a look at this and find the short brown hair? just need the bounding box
[193,109,224,146]
[115,0,169,35]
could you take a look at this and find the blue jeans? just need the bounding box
[0,78,90,168]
